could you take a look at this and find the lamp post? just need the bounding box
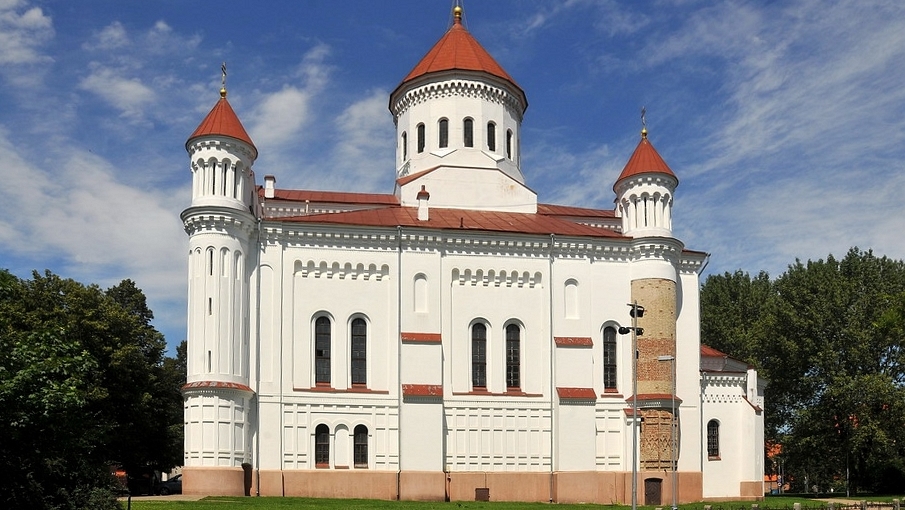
[657,354,677,510]
[619,302,644,510]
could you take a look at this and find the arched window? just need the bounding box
[506,324,520,389]
[603,326,617,390]
[438,119,448,148]
[401,132,408,161]
[707,420,720,459]
[315,317,331,386]
[315,424,330,467]
[506,129,513,159]
[463,118,474,147]
[417,123,425,153]
[351,318,367,386]
[354,425,368,468]
[487,122,496,151]
[472,323,487,389]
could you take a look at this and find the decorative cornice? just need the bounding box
[391,76,524,121]
[294,259,390,281]
[182,380,255,396]
[182,207,257,237]
[187,138,256,162]
[451,267,542,288]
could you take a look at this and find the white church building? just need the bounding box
[181,6,765,503]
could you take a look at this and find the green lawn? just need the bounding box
[125,495,905,510]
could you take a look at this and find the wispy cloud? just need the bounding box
[0,0,53,65]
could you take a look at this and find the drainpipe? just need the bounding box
[548,233,556,503]
[396,226,403,500]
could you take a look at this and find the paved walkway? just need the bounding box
[119,494,206,502]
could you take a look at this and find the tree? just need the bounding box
[0,270,184,509]
[701,248,905,493]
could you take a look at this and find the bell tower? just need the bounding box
[180,67,257,495]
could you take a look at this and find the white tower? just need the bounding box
[181,80,258,495]
[389,6,535,213]
[614,126,679,238]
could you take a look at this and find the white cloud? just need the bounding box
[249,44,333,148]
[78,64,157,120]
[0,0,53,65]
[329,89,395,191]
[83,21,129,51]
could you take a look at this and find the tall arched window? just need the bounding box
[315,424,330,467]
[417,123,425,153]
[315,317,331,385]
[354,425,368,468]
[707,420,720,459]
[472,323,487,389]
[506,324,520,389]
[487,122,496,151]
[438,119,448,148]
[351,318,367,386]
[463,118,474,147]
[603,326,617,390]
[506,129,513,159]
[401,132,408,161]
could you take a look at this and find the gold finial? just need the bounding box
[640,106,648,139]
[454,5,463,22]
[220,62,228,98]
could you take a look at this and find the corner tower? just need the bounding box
[617,126,684,472]
[181,79,257,495]
[390,6,535,213]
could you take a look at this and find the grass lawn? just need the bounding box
[127,495,905,510]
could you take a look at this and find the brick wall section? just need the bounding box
[631,278,677,468]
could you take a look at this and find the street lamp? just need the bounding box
[657,354,677,510]
[619,302,644,510]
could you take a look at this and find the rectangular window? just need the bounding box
[315,424,329,467]
[464,119,474,147]
[315,317,331,385]
[354,425,368,468]
[603,326,617,390]
[472,324,487,388]
[351,318,367,386]
[506,324,520,389]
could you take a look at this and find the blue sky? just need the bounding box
[2,0,904,353]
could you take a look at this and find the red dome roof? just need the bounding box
[392,9,526,107]
[615,132,677,186]
[187,92,256,156]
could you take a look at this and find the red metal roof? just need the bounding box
[187,93,256,153]
[700,344,729,358]
[182,380,254,393]
[263,188,399,206]
[557,387,597,399]
[554,337,594,347]
[276,205,625,239]
[401,332,442,343]
[402,384,443,397]
[615,133,676,185]
[537,204,616,219]
[392,8,526,108]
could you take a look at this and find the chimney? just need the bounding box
[417,185,430,221]
[264,175,275,199]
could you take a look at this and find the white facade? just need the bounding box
[181,7,764,503]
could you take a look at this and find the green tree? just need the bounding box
[0,270,184,509]
[701,248,905,493]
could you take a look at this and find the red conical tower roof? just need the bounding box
[393,6,526,107]
[187,88,257,156]
[615,128,677,188]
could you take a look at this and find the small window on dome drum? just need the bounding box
[506,129,513,159]
[439,119,448,148]
[417,124,425,153]
[464,119,474,147]
[487,122,496,151]
[402,132,407,161]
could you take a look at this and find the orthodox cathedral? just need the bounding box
[181,6,765,503]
